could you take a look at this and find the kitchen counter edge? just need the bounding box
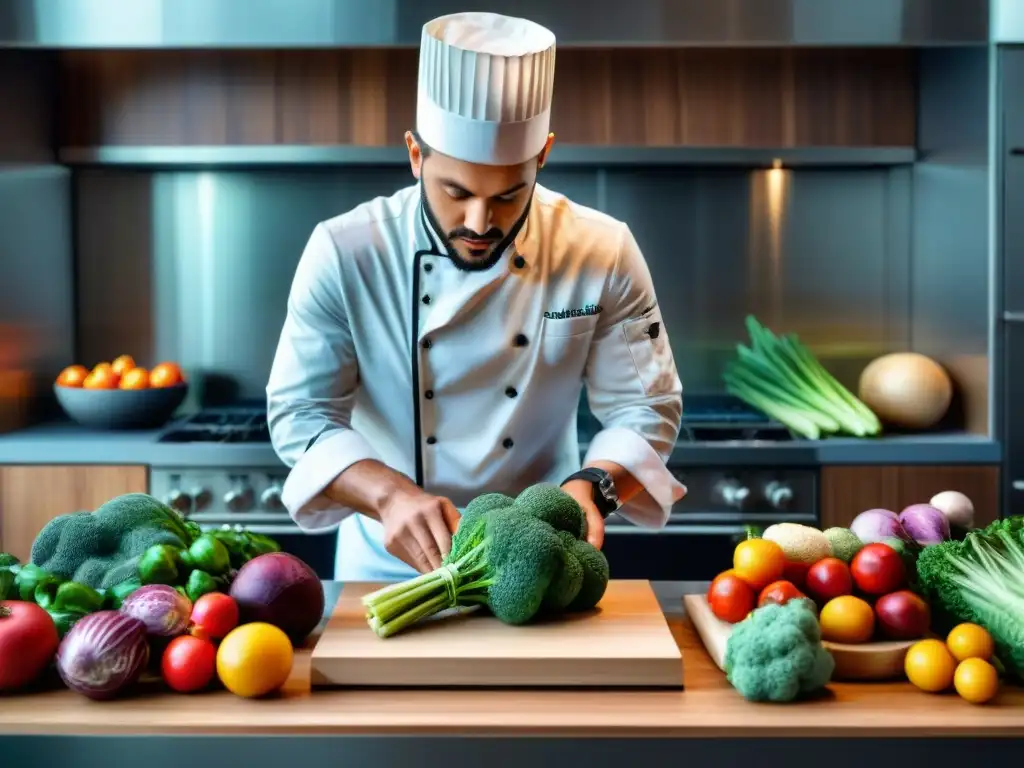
[0,422,1002,468]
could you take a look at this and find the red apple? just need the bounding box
[874,590,930,640]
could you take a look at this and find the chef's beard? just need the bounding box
[420,183,533,273]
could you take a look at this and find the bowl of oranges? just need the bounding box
[54,354,188,430]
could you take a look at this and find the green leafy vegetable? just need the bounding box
[723,315,882,440]
[915,516,1024,681]
[724,598,835,702]
[361,484,610,638]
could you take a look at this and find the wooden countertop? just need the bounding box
[0,581,1022,738]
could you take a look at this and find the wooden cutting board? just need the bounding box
[684,594,915,681]
[311,580,684,688]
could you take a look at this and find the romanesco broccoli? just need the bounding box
[723,598,835,702]
[361,483,610,637]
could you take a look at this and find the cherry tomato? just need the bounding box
[190,592,240,639]
[757,579,807,608]
[732,539,787,591]
[804,557,854,602]
[708,573,756,623]
[850,543,906,595]
[161,634,217,693]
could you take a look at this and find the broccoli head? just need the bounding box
[361,483,611,637]
[31,493,194,589]
[723,598,835,703]
[915,517,1024,681]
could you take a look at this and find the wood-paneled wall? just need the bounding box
[58,48,917,148]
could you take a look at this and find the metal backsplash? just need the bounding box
[76,164,937,405]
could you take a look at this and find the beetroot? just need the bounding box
[229,552,324,643]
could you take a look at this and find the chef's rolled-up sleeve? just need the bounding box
[267,223,381,531]
[582,223,686,527]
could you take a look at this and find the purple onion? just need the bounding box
[899,503,951,547]
[119,584,192,637]
[850,508,910,545]
[56,611,150,700]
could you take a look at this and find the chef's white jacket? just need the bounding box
[267,182,685,581]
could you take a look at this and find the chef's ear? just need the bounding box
[405,130,424,180]
[537,133,556,169]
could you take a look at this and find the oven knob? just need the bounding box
[224,486,255,513]
[713,478,751,510]
[764,481,794,510]
[190,487,213,512]
[163,489,192,514]
[260,484,284,510]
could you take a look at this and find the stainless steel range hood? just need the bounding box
[0,0,990,48]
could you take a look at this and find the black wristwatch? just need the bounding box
[563,468,620,518]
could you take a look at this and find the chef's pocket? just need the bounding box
[539,315,597,370]
[541,314,599,337]
[623,310,677,396]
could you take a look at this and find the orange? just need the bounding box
[818,595,875,644]
[216,622,293,698]
[56,365,89,387]
[150,361,184,388]
[111,354,136,376]
[119,367,150,390]
[954,658,999,704]
[905,639,956,692]
[83,366,120,389]
[732,538,786,591]
[946,623,995,663]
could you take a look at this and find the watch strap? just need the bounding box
[563,468,619,517]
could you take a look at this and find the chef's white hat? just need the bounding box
[416,12,556,166]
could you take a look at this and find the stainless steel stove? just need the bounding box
[149,395,820,581]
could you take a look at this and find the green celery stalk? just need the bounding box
[723,371,822,439]
[726,361,840,432]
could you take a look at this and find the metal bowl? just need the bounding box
[54,382,188,430]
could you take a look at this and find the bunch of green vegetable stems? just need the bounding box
[363,536,494,638]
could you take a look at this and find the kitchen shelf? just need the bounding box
[57,145,919,170]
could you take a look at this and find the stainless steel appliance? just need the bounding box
[150,395,819,582]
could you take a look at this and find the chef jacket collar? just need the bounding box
[411,182,535,273]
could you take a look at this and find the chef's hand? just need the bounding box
[560,479,605,550]
[379,489,462,573]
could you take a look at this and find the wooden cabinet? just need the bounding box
[821,465,1000,530]
[0,465,149,562]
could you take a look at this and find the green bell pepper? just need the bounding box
[0,568,15,600]
[0,553,20,568]
[185,569,219,602]
[35,580,105,615]
[15,563,63,602]
[138,543,182,585]
[48,610,83,638]
[103,578,142,609]
[179,534,231,576]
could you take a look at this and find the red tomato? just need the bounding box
[190,592,239,639]
[782,561,810,590]
[161,634,217,693]
[758,580,807,608]
[804,557,854,602]
[0,601,59,691]
[708,573,756,623]
[851,543,906,595]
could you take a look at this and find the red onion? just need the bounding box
[899,503,951,547]
[56,611,150,700]
[119,584,192,636]
[850,508,910,544]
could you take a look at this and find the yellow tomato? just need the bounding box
[732,539,786,591]
[216,622,294,698]
[904,639,956,692]
[818,595,875,644]
[954,658,999,704]
[946,623,995,663]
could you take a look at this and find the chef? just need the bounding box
[267,11,686,582]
